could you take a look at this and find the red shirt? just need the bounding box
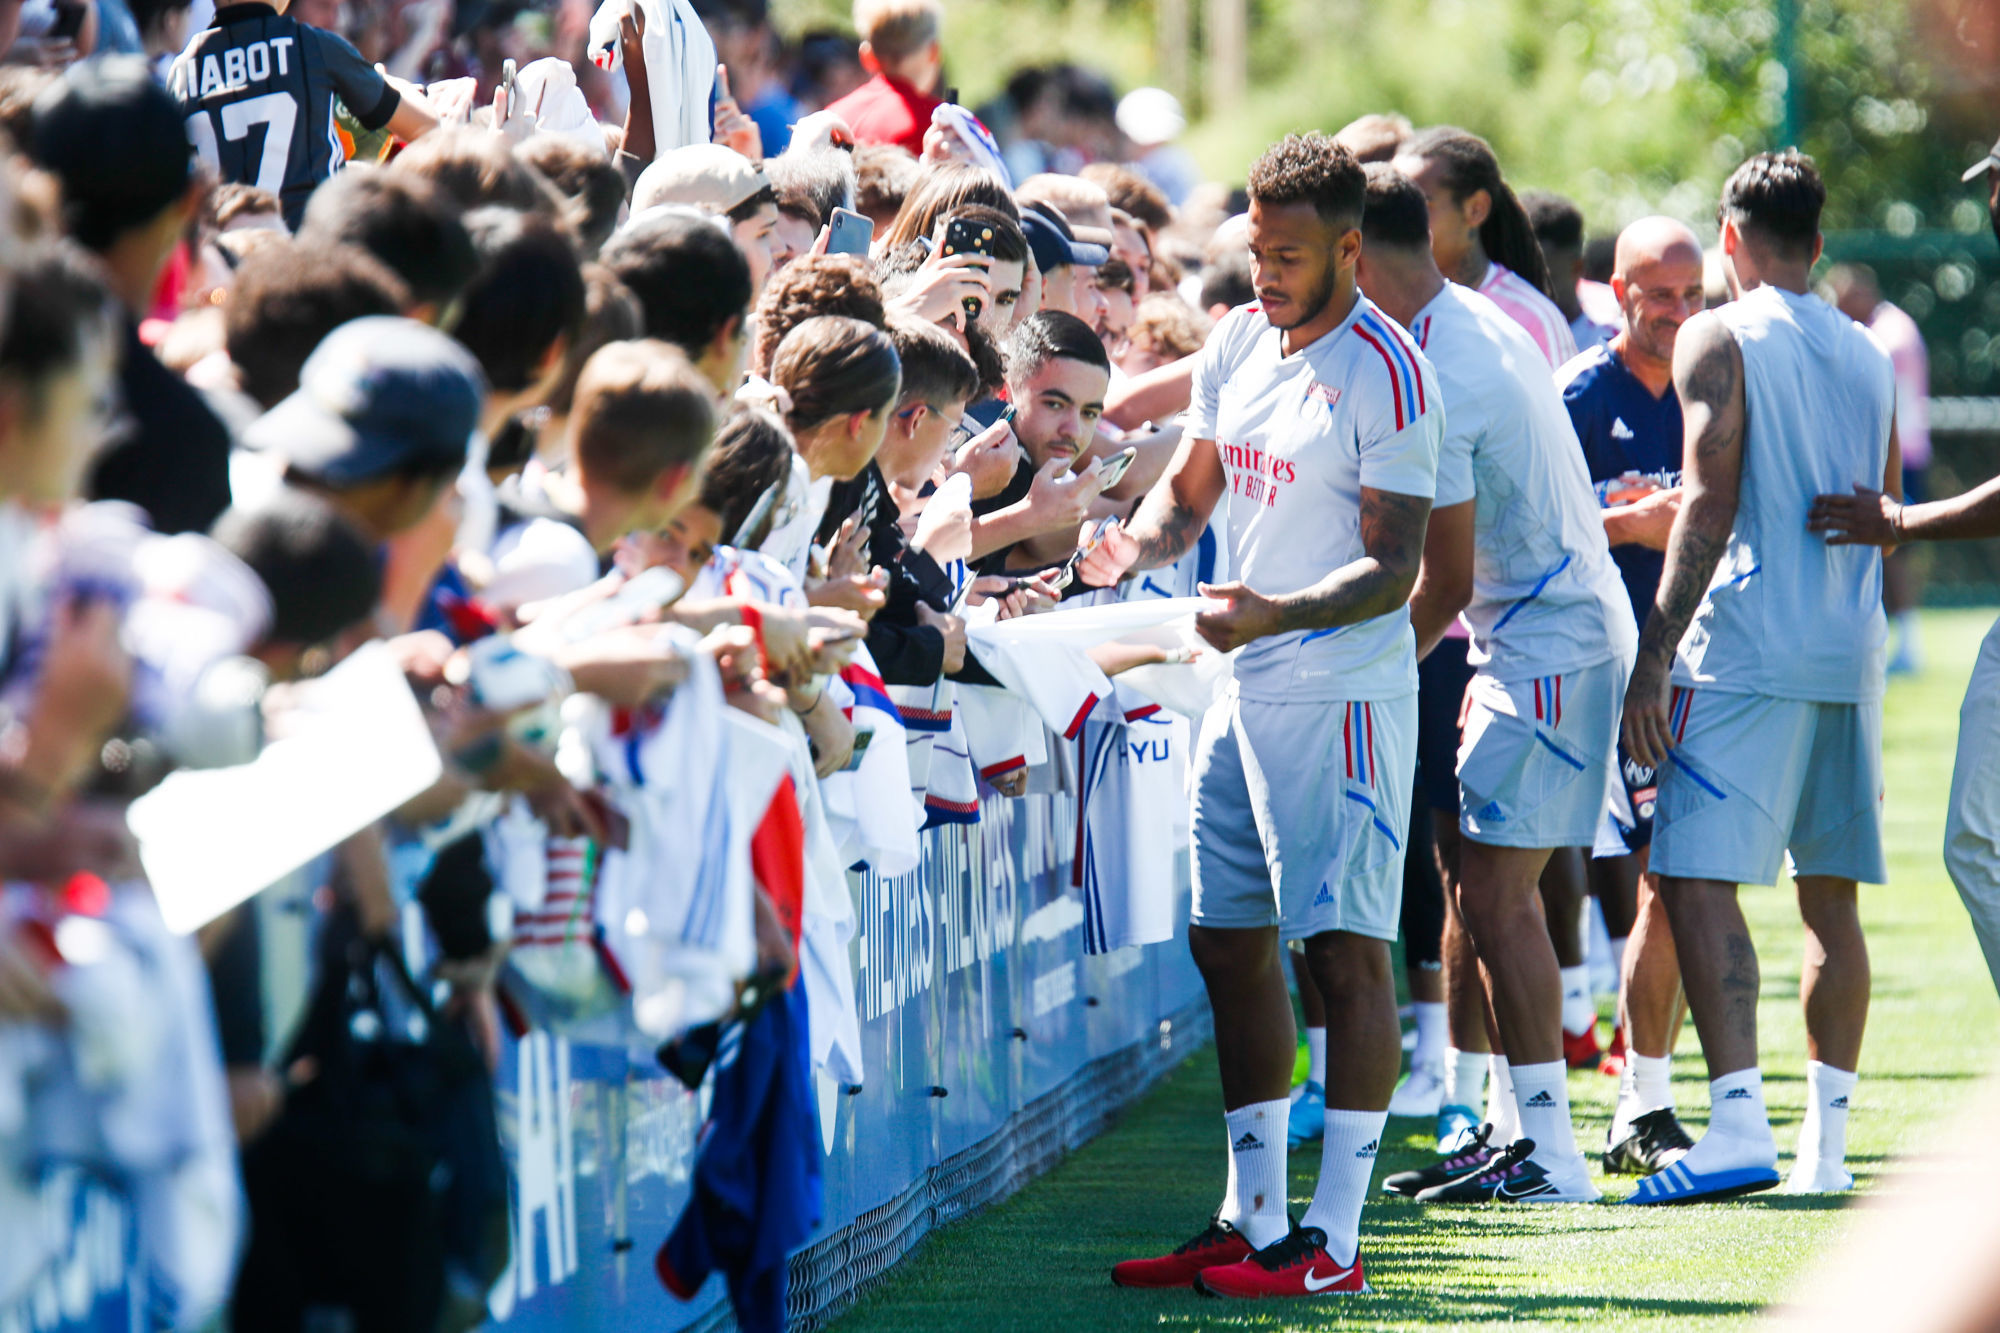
[824,73,941,157]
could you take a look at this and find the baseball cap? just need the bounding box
[632,143,771,215]
[1116,87,1186,148]
[1022,203,1110,274]
[30,57,192,247]
[246,317,487,487]
[1965,134,2000,182]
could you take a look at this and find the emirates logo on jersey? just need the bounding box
[1307,381,1342,408]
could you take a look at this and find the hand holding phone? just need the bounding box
[827,207,873,256]
[1093,446,1139,492]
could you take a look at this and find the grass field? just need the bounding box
[835,608,2000,1332]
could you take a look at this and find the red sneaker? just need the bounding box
[1110,1217,1254,1288]
[1194,1226,1367,1299]
[1562,1022,1602,1070]
[1598,1024,1627,1079]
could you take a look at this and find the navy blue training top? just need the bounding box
[1558,342,1684,633]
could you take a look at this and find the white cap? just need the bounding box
[1116,87,1186,148]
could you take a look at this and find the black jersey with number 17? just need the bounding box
[169,3,400,227]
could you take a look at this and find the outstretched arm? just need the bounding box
[1075,433,1226,585]
[1623,310,1745,767]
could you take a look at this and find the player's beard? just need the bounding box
[1266,262,1340,332]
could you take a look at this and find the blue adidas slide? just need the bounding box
[1623,1161,1781,1205]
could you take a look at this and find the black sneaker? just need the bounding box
[1381,1123,1496,1198]
[1603,1107,1695,1176]
[1413,1138,1601,1204]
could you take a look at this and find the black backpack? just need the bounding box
[232,924,509,1333]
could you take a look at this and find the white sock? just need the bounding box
[1797,1061,1857,1167]
[1679,1068,1777,1175]
[1219,1100,1290,1247]
[1443,1047,1486,1109]
[1304,1027,1327,1088]
[1510,1058,1583,1171]
[1608,936,1628,982]
[1302,1108,1384,1263]
[1410,1002,1447,1070]
[1612,1052,1673,1142]
[1559,965,1595,1036]
[1487,1055,1520,1143]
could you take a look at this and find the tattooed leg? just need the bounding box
[1657,875,1760,1077]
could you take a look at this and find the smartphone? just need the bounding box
[839,727,876,772]
[941,216,996,322]
[1094,446,1139,491]
[827,207,874,257]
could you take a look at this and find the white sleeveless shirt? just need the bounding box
[1671,284,1895,702]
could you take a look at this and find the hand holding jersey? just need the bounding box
[1106,134,1438,1302]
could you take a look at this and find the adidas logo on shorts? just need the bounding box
[1830,1095,1849,1109]
[1524,1090,1555,1107]
[1357,1139,1378,1158]
[1313,882,1335,907]
[1477,801,1506,822]
[1724,1087,1754,1100]
[1233,1132,1264,1152]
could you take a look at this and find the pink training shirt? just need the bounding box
[1478,262,1578,371]
[1866,300,1931,469]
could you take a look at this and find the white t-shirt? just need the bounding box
[1674,285,1894,702]
[1184,298,1442,703]
[1414,282,1635,681]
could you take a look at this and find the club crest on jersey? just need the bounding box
[1306,380,1342,410]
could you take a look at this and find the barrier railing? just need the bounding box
[16,786,1206,1333]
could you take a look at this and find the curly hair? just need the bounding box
[1246,132,1365,229]
[751,254,885,376]
[1719,150,1824,260]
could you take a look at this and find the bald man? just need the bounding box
[1554,215,1706,1178]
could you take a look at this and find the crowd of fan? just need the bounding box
[0,0,1286,1324]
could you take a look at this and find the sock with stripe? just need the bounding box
[1302,1108,1384,1265]
[1510,1059,1590,1188]
[1218,1100,1290,1247]
[1677,1068,1777,1178]
[1787,1062,1857,1191]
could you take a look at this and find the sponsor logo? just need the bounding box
[1356,1139,1378,1158]
[1233,1132,1264,1152]
[1524,1090,1555,1107]
[1476,801,1506,822]
[1313,882,1336,907]
[1303,1263,1356,1292]
[1611,417,1635,440]
[1830,1095,1849,1109]
[1723,1087,1754,1100]
[1307,381,1343,409]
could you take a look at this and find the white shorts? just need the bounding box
[1189,688,1415,942]
[1458,659,1626,849]
[1651,687,1886,887]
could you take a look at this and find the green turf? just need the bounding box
[833,608,2000,1332]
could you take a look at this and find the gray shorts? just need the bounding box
[1458,658,1626,850]
[1188,688,1415,942]
[1651,687,1886,886]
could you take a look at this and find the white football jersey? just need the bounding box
[1413,282,1636,681]
[1186,298,1441,704]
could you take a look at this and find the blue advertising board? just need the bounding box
[14,786,1205,1332]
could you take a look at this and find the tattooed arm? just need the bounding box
[1075,434,1227,586]
[1622,310,1745,768]
[1192,486,1433,654]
